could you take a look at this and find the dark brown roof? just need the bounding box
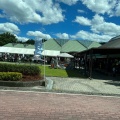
[99,38,120,48]
[76,48,120,56]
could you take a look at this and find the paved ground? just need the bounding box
[0,76,120,96]
[1,77,120,96]
[0,90,120,120]
[51,77,120,96]
[0,74,120,120]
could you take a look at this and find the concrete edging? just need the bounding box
[45,77,53,90]
[0,80,45,87]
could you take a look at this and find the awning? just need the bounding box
[42,50,60,57]
[57,53,74,58]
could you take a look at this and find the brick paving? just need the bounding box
[0,91,120,120]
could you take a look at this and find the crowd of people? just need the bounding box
[50,57,73,69]
[0,53,73,69]
[0,53,33,63]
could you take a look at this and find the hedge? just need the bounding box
[0,72,22,81]
[0,63,41,76]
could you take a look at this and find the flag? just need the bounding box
[34,38,43,56]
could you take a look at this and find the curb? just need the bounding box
[0,80,45,87]
[45,77,53,90]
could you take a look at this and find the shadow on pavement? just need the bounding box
[65,68,87,78]
[91,71,120,81]
[65,67,120,81]
[104,81,120,87]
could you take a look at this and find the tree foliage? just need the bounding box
[0,32,47,46]
[23,39,47,45]
[25,39,35,45]
[24,39,47,45]
[0,32,17,46]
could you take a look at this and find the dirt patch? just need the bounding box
[21,75,44,81]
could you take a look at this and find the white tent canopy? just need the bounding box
[0,47,60,56]
[42,50,60,57]
[57,53,74,58]
[0,47,34,55]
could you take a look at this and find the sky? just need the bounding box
[0,0,120,42]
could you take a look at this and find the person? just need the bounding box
[29,56,32,65]
[54,57,58,68]
[18,56,21,64]
[51,57,55,68]
[112,66,116,77]
[5,55,7,62]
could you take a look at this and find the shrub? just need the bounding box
[0,72,22,81]
[0,63,40,76]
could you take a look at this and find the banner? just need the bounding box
[34,38,43,56]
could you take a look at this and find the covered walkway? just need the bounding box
[75,37,120,79]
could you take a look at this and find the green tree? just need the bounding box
[42,39,47,43]
[0,32,17,46]
[24,39,47,45]
[25,39,35,45]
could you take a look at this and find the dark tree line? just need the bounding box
[0,32,47,46]
[0,32,17,46]
[0,32,35,46]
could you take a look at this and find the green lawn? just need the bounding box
[39,65,85,78]
[0,62,85,78]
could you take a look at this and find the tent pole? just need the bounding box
[89,50,93,79]
[44,41,45,81]
[84,53,87,76]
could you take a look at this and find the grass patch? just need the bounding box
[39,65,85,78]
[0,62,85,78]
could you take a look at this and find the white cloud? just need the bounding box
[78,9,85,13]
[91,14,120,36]
[0,14,4,18]
[115,1,120,16]
[56,33,69,39]
[0,0,64,24]
[81,0,117,16]
[72,11,120,42]
[74,16,91,26]
[27,31,51,40]
[91,14,104,25]
[15,35,28,42]
[74,14,120,41]
[56,0,79,5]
[0,22,20,34]
[70,30,112,42]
